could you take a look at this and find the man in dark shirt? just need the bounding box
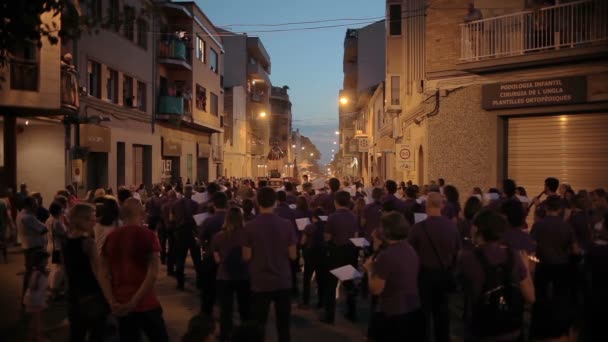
[146,187,163,231]
[361,187,384,240]
[243,187,297,342]
[170,185,202,291]
[382,180,406,214]
[403,186,424,216]
[199,192,228,315]
[531,195,576,300]
[322,191,359,324]
[317,178,340,214]
[501,199,536,254]
[533,177,562,221]
[409,192,460,342]
[160,190,177,272]
[284,182,298,205]
[274,191,299,296]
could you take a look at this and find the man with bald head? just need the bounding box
[409,192,460,342]
[102,198,169,342]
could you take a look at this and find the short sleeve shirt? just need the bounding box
[326,208,358,246]
[244,214,297,292]
[103,225,161,312]
[530,216,574,264]
[211,230,249,281]
[409,216,460,269]
[361,202,383,239]
[374,240,421,316]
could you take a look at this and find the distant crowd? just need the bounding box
[0,174,606,342]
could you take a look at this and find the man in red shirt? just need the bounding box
[101,198,169,342]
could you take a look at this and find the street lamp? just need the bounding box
[339,97,348,105]
[301,147,305,150]
[310,153,313,157]
[259,111,267,118]
[292,144,296,148]
[333,141,337,145]
[335,131,340,135]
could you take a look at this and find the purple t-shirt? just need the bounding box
[199,211,227,247]
[502,228,536,254]
[326,208,358,246]
[244,213,297,292]
[274,203,296,223]
[374,240,421,316]
[211,230,249,281]
[361,202,382,239]
[530,216,574,264]
[382,194,406,213]
[441,201,461,220]
[409,215,460,269]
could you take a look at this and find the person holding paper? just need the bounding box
[199,192,229,315]
[170,185,202,292]
[243,187,297,342]
[300,208,327,309]
[409,192,460,342]
[322,191,359,324]
[362,212,424,341]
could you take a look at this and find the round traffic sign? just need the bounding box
[399,148,411,160]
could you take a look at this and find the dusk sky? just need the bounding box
[197,0,384,165]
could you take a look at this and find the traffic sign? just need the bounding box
[396,144,414,170]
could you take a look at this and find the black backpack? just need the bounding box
[471,247,524,338]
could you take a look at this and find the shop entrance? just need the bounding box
[86,152,108,191]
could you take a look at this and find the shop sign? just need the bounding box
[80,124,111,152]
[163,139,182,157]
[482,76,587,110]
[396,143,414,171]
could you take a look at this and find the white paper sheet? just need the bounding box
[295,218,311,231]
[289,204,297,210]
[192,192,206,204]
[312,178,326,190]
[319,216,328,222]
[193,213,210,226]
[330,265,363,281]
[349,237,370,248]
[516,195,530,203]
[484,193,500,201]
[414,213,428,224]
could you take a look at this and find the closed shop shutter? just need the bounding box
[508,114,608,198]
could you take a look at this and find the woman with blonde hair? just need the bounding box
[211,207,250,342]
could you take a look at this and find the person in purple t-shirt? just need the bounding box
[363,212,424,341]
[211,207,250,342]
[500,199,536,255]
[530,195,577,301]
[274,191,299,297]
[322,191,359,324]
[243,187,297,342]
[409,192,460,342]
[441,185,461,223]
[300,208,327,309]
[361,188,384,240]
[382,180,406,214]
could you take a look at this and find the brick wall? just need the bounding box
[425,0,470,74]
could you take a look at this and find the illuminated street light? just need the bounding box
[339,97,348,105]
[310,153,313,157]
[259,111,267,118]
[333,141,337,145]
[292,144,296,148]
[301,147,305,150]
[335,131,340,135]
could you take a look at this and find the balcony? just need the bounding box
[247,62,271,85]
[158,39,192,70]
[246,37,271,70]
[460,0,607,72]
[60,67,79,112]
[158,95,189,115]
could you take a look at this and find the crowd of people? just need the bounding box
[0,174,606,342]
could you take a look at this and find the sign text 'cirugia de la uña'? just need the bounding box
[482,76,587,110]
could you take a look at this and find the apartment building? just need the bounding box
[388,0,608,196]
[155,1,224,184]
[270,86,294,176]
[221,31,272,177]
[223,86,249,177]
[337,20,386,182]
[0,10,78,201]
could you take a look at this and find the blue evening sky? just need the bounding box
[195,0,384,165]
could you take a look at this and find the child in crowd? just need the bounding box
[23,251,50,342]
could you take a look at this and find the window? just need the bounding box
[196,84,207,111]
[117,142,125,188]
[88,60,101,98]
[137,19,148,49]
[123,6,135,41]
[196,35,205,63]
[109,0,120,31]
[137,81,146,111]
[391,75,400,105]
[210,92,218,116]
[10,42,38,91]
[106,67,119,103]
[88,0,102,22]
[389,4,402,36]
[123,75,133,107]
[134,145,144,186]
[209,48,218,73]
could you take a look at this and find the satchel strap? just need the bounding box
[421,220,447,271]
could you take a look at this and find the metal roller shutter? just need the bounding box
[507,114,608,198]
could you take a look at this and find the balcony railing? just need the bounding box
[61,67,79,111]
[158,40,191,64]
[460,0,607,62]
[158,95,192,115]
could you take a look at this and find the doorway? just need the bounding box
[418,146,424,185]
[86,152,108,191]
[197,158,209,184]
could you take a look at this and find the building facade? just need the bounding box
[384,0,608,195]
[270,86,294,176]
[221,31,272,178]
